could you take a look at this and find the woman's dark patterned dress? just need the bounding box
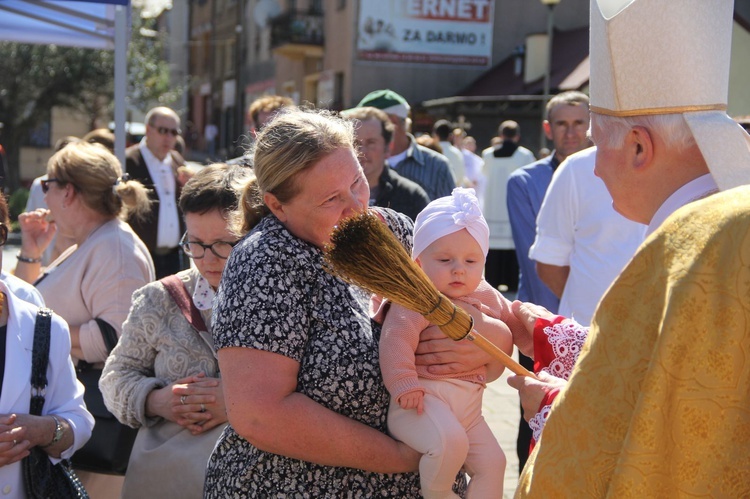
[205,209,430,498]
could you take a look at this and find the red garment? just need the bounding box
[533,315,566,374]
[528,315,588,450]
[528,388,559,454]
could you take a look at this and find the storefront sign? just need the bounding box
[357,0,494,66]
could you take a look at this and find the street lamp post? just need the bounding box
[540,0,561,150]
[235,22,244,156]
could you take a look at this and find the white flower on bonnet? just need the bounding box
[412,187,490,260]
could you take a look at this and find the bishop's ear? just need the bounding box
[629,125,654,170]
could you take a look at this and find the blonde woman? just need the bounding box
[16,141,155,498]
[205,109,472,497]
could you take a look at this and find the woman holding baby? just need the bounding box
[205,108,518,497]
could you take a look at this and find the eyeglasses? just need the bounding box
[179,232,238,259]
[156,126,181,137]
[0,223,7,247]
[41,178,62,194]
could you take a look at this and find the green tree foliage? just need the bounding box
[128,14,182,112]
[0,7,179,189]
[0,43,113,188]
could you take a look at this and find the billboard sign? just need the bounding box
[356,0,494,66]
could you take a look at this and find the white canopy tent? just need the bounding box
[0,0,130,166]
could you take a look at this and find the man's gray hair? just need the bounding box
[591,113,696,151]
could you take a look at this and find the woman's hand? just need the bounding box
[0,415,30,467]
[171,373,228,435]
[18,209,56,259]
[510,300,556,358]
[146,373,227,434]
[415,302,494,375]
[506,371,566,422]
[10,413,75,458]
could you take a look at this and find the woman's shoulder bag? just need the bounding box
[23,307,89,499]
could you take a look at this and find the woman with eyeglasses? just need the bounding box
[15,140,155,497]
[99,164,261,499]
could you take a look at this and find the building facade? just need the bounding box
[185,0,750,158]
[187,0,589,155]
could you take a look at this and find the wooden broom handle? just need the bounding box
[466,330,538,379]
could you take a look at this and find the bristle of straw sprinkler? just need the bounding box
[324,212,537,379]
[324,212,472,340]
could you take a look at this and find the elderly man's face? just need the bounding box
[591,116,636,221]
[145,114,180,161]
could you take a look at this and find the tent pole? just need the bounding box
[114,4,127,169]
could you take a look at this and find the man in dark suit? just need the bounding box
[125,106,186,278]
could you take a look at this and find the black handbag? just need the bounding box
[22,308,89,499]
[71,319,138,475]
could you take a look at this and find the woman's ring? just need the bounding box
[180,395,187,405]
[200,404,206,413]
[12,439,16,446]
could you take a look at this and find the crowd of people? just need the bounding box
[1,0,749,497]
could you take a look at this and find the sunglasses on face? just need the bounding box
[156,126,181,137]
[41,178,62,193]
[0,223,7,247]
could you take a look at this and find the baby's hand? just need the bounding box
[398,391,425,415]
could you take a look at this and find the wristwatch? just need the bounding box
[43,415,64,447]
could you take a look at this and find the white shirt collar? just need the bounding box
[138,138,181,248]
[139,138,172,167]
[192,274,215,311]
[387,134,417,168]
[647,173,718,236]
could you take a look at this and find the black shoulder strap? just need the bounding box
[30,308,53,416]
[94,319,119,353]
[160,274,209,333]
[75,319,118,374]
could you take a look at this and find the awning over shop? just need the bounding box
[0,0,127,49]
